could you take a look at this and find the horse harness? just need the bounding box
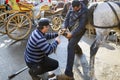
[107,2,120,29]
[91,2,120,28]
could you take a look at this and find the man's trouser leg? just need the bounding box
[26,56,58,80]
[65,29,86,77]
[65,36,81,77]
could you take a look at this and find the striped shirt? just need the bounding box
[24,29,58,63]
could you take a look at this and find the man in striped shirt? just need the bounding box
[24,18,60,80]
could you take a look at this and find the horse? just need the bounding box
[61,1,120,80]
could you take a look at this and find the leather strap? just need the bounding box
[107,2,120,28]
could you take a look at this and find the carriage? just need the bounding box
[0,0,64,40]
[0,0,6,14]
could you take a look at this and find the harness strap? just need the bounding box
[107,2,120,29]
[114,2,120,7]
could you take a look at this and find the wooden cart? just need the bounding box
[0,5,6,14]
[0,1,63,40]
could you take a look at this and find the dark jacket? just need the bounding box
[64,2,88,37]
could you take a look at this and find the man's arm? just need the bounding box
[64,10,71,29]
[45,33,58,39]
[37,37,59,55]
[71,12,88,37]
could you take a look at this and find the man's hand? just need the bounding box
[55,36,61,44]
[58,28,67,35]
[65,32,72,39]
[58,28,72,39]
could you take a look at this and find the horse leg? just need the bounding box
[89,28,110,80]
[89,39,100,80]
[102,29,111,46]
[74,45,89,80]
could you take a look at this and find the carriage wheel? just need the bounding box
[51,16,62,31]
[0,13,8,34]
[6,13,32,40]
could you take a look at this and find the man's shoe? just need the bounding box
[29,69,41,80]
[57,74,74,80]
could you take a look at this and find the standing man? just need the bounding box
[24,18,60,80]
[57,0,88,80]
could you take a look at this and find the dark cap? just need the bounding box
[72,0,81,7]
[38,18,50,27]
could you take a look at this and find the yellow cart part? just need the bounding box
[8,0,34,11]
[9,0,20,11]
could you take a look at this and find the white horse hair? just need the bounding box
[93,2,120,27]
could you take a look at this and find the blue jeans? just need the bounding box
[65,29,86,77]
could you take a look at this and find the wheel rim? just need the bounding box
[0,13,7,34]
[6,13,32,40]
[51,16,61,31]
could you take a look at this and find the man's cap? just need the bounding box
[72,0,81,7]
[38,18,50,27]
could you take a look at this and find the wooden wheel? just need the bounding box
[51,16,61,31]
[0,13,8,34]
[6,13,32,40]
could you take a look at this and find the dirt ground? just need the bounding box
[79,34,120,80]
[95,44,120,80]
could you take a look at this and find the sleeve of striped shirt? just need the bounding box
[37,37,58,55]
[45,33,58,40]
